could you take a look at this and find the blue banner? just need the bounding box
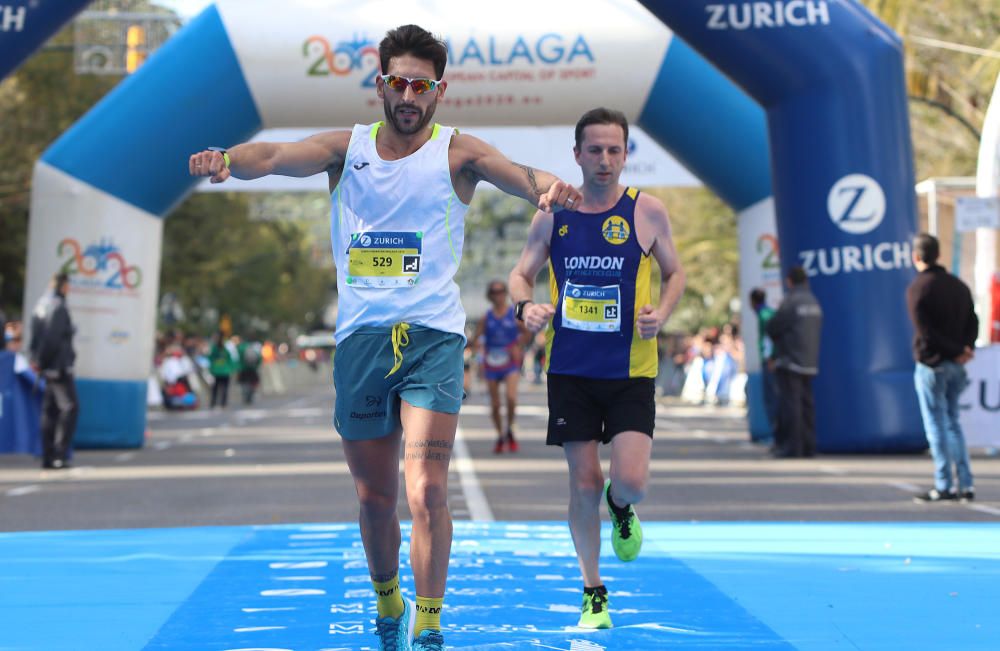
[0,0,91,81]
[0,351,43,456]
[640,0,923,451]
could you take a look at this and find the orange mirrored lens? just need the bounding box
[384,75,408,91]
[382,75,437,95]
[409,79,434,94]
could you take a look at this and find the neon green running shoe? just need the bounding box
[605,479,642,561]
[577,587,612,629]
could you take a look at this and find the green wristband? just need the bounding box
[208,146,230,169]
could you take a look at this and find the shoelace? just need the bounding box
[612,507,632,539]
[414,629,445,650]
[587,590,609,614]
[374,616,403,651]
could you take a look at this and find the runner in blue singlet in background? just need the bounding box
[472,280,529,453]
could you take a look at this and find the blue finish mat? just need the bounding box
[1,522,997,650]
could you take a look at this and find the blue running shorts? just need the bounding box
[333,324,465,440]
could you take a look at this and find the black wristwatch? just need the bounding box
[514,300,533,322]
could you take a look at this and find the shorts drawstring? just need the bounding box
[385,322,411,378]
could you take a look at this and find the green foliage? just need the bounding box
[863,0,1000,179]
[160,193,333,338]
[643,187,739,333]
[0,4,330,336]
[0,28,119,317]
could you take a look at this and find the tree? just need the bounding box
[160,192,334,339]
[1,2,335,338]
[864,0,1000,179]
[0,26,120,318]
[643,187,739,333]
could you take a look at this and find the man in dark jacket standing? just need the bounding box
[906,233,979,503]
[766,266,823,458]
[30,272,79,470]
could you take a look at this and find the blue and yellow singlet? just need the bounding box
[546,187,657,379]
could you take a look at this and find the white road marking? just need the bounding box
[968,504,1000,517]
[270,562,328,569]
[260,588,325,597]
[453,426,494,522]
[148,398,328,422]
[459,404,549,417]
[6,485,41,497]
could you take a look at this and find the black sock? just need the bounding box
[583,585,607,596]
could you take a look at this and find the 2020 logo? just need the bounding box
[303,35,380,85]
[57,238,142,290]
[303,33,596,87]
[756,233,780,270]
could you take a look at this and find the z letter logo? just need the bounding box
[827,174,886,235]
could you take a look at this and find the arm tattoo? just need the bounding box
[513,162,543,197]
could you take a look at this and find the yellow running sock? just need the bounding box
[414,596,444,635]
[372,575,404,619]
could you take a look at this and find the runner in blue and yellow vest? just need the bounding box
[546,185,656,380]
[509,107,686,631]
[189,25,581,651]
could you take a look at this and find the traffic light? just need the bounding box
[126,25,146,73]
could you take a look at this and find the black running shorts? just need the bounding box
[546,373,655,446]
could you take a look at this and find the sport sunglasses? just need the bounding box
[379,74,442,95]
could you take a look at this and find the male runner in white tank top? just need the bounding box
[190,24,580,651]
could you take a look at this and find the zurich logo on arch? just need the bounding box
[827,174,886,235]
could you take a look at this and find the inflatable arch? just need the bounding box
[24,0,922,451]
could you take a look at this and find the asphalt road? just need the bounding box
[2,376,998,532]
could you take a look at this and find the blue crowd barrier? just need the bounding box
[0,351,43,456]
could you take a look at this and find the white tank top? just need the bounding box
[331,122,469,344]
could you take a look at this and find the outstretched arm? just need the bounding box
[509,210,557,333]
[454,133,581,212]
[189,130,350,184]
